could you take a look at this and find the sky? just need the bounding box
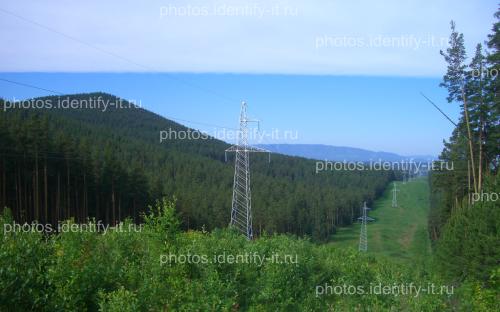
[0,0,497,155]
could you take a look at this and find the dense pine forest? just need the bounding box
[427,8,500,308]
[0,95,392,240]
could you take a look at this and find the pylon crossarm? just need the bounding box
[226,145,271,154]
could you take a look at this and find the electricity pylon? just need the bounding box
[392,182,400,208]
[225,101,270,240]
[359,201,371,252]
[402,171,407,184]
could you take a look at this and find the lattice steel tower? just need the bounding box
[225,102,270,240]
[359,201,370,252]
[392,182,400,208]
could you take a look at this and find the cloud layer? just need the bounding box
[0,0,496,76]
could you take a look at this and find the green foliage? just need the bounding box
[454,271,500,312]
[142,197,179,241]
[98,287,140,312]
[0,199,465,311]
[434,177,500,283]
[0,209,53,311]
[440,20,467,103]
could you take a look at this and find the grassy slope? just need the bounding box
[332,177,432,264]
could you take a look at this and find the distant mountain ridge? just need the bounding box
[256,144,436,162]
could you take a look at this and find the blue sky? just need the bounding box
[0,73,456,155]
[0,1,497,155]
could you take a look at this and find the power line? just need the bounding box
[420,92,472,143]
[0,7,239,104]
[0,78,64,95]
[420,92,458,127]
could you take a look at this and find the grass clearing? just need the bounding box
[331,177,432,264]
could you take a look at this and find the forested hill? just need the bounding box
[0,93,393,240]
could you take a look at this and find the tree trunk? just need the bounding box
[17,166,22,221]
[24,165,28,221]
[75,175,79,222]
[478,118,484,194]
[1,158,5,212]
[105,199,110,225]
[133,198,136,223]
[35,148,39,221]
[56,172,61,223]
[95,182,100,222]
[66,159,70,219]
[468,160,471,206]
[33,169,37,220]
[478,60,485,194]
[111,180,116,225]
[461,93,478,194]
[44,161,48,223]
[83,172,87,222]
[118,196,121,223]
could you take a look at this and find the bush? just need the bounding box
[0,199,463,310]
[0,208,53,311]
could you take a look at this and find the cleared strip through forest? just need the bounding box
[332,177,432,263]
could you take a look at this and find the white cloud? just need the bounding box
[0,0,496,76]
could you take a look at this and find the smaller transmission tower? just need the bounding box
[225,101,270,240]
[358,201,371,252]
[392,182,400,208]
